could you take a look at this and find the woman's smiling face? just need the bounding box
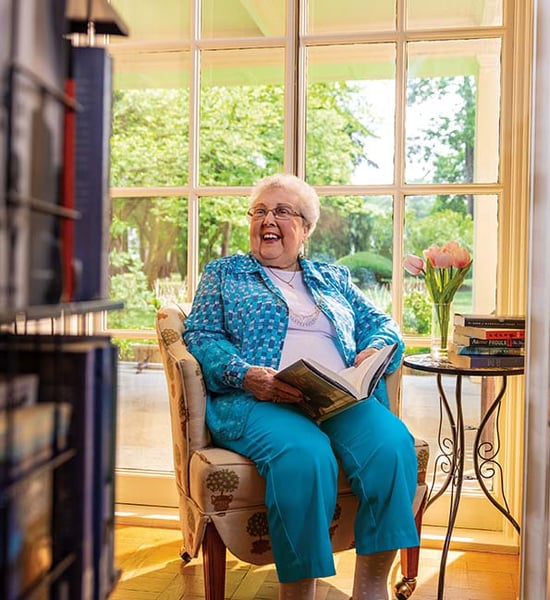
[249,188,310,269]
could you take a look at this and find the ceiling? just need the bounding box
[109,0,502,42]
[106,1,502,89]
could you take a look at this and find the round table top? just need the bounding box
[403,353,525,377]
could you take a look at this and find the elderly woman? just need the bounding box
[184,174,418,600]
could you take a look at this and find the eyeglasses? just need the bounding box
[247,205,304,221]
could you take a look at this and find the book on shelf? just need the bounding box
[5,468,53,599]
[453,324,526,340]
[453,313,526,329]
[452,332,525,348]
[448,350,525,369]
[448,341,524,357]
[92,341,119,599]
[0,402,63,478]
[72,46,112,302]
[0,373,39,408]
[275,343,398,422]
[61,73,76,302]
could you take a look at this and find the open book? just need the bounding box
[275,343,398,422]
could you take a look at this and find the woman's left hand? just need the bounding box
[353,347,379,367]
[243,366,304,404]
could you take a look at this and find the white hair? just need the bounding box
[249,173,320,235]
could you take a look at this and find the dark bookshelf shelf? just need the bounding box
[10,61,82,111]
[18,553,76,600]
[0,300,124,325]
[0,448,77,506]
[7,191,81,219]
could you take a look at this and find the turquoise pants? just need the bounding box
[212,397,419,583]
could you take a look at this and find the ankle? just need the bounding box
[352,550,397,600]
[278,578,316,600]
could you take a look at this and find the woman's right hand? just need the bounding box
[243,366,304,404]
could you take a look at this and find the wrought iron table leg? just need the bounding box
[473,376,520,533]
[430,374,466,600]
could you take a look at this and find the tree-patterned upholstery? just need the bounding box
[156,302,429,600]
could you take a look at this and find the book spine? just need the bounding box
[449,343,524,356]
[0,374,39,408]
[454,325,526,340]
[482,329,525,340]
[454,315,525,328]
[453,334,525,348]
[61,75,76,302]
[449,352,525,368]
[73,47,112,302]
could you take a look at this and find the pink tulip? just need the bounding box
[451,246,471,268]
[405,241,472,304]
[442,241,460,253]
[423,245,453,269]
[404,254,424,275]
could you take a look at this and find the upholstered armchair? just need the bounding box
[156,302,429,600]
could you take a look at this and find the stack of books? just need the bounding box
[448,313,526,368]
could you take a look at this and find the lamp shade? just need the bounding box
[66,0,129,36]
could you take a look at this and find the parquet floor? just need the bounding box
[111,524,520,600]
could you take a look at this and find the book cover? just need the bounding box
[448,351,525,369]
[5,468,53,599]
[453,324,526,340]
[0,373,39,408]
[0,402,58,477]
[453,313,526,329]
[452,332,525,348]
[72,46,112,302]
[448,341,525,357]
[275,343,398,422]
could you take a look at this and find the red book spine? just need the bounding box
[483,329,525,339]
[61,78,76,301]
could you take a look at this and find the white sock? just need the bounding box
[278,578,316,600]
[352,550,397,600]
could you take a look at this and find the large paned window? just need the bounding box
[106,0,526,544]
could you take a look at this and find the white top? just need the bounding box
[263,267,346,371]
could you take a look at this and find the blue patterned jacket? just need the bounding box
[184,253,405,441]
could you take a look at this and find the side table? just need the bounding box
[403,353,523,600]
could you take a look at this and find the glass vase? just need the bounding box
[431,302,452,361]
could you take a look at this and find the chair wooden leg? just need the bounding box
[396,489,428,599]
[202,522,226,600]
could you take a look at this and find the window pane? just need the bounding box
[406,39,501,185]
[306,44,396,186]
[308,0,395,33]
[116,362,173,472]
[308,195,394,313]
[200,49,285,186]
[111,0,190,43]
[403,194,498,338]
[407,0,502,29]
[199,197,250,268]
[111,51,190,187]
[202,0,285,38]
[108,196,188,330]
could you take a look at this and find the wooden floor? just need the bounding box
[111,524,520,600]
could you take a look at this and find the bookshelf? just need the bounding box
[0,1,128,598]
